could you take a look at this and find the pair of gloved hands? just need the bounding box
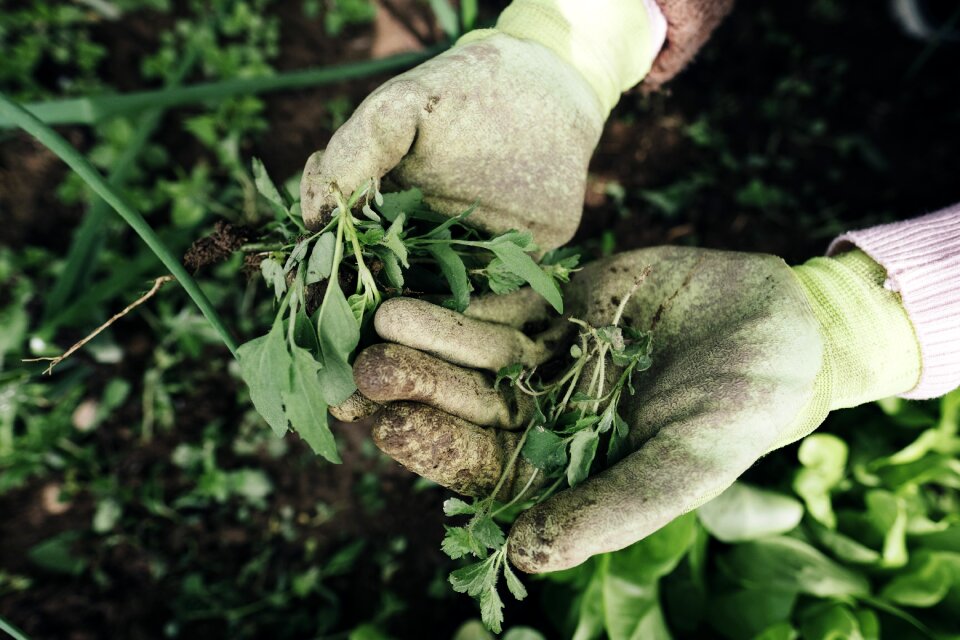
[299,0,922,573]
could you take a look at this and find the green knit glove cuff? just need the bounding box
[459,0,665,117]
[772,251,921,450]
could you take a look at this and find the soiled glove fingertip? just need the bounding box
[329,391,380,422]
[507,507,580,574]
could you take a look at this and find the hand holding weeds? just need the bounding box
[340,246,923,576]
[299,33,605,251]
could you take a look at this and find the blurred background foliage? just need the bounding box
[1,0,959,638]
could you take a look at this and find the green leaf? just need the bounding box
[317,280,359,404]
[486,258,526,295]
[865,489,908,568]
[260,257,287,301]
[602,574,668,640]
[252,157,289,213]
[380,212,409,267]
[28,532,88,576]
[697,482,804,542]
[237,317,292,437]
[503,561,528,600]
[450,557,496,596]
[306,232,335,284]
[281,346,340,463]
[706,589,797,640]
[480,585,505,634]
[444,498,478,516]
[881,551,952,607]
[427,243,472,312]
[567,430,598,487]
[753,622,799,640]
[808,523,881,565]
[373,247,404,290]
[793,434,848,528]
[377,188,422,222]
[429,0,460,38]
[522,426,568,475]
[489,240,563,313]
[721,536,870,598]
[283,238,309,273]
[798,603,866,640]
[443,526,484,560]
[494,363,523,390]
[471,515,506,551]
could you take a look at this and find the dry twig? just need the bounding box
[24,275,175,374]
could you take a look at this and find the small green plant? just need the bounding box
[440,284,654,631]
[238,160,576,463]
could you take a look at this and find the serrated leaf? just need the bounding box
[237,317,292,437]
[442,526,483,560]
[427,243,471,312]
[522,427,568,474]
[444,498,478,516]
[567,430,599,487]
[471,516,506,551]
[503,561,528,600]
[488,240,562,314]
[306,232,335,284]
[450,558,495,596]
[281,346,340,462]
[480,585,505,633]
[380,212,409,267]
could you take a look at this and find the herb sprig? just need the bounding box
[237,160,579,463]
[441,275,654,631]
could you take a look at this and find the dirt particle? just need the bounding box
[183,221,252,272]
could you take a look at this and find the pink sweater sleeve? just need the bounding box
[828,203,960,400]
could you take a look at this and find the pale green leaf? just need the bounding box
[237,317,292,437]
[697,482,804,542]
[281,346,340,462]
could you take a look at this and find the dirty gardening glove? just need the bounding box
[341,246,921,573]
[299,0,666,250]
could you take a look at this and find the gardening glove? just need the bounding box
[300,0,668,250]
[341,246,921,573]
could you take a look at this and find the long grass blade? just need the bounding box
[0,615,30,640]
[42,49,199,323]
[0,48,441,128]
[0,93,239,358]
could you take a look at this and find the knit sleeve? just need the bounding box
[828,203,960,399]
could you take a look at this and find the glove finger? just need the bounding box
[374,297,557,372]
[506,373,803,573]
[462,287,553,330]
[329,391,381,423]
[372,402,540,500]
[353,343,532,429]
[300,79,427,229]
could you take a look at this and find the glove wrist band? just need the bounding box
[792,250,921,412]
[460,0,667,117]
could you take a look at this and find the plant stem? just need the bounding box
[0,93,239,358]
[0,48,444,128]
